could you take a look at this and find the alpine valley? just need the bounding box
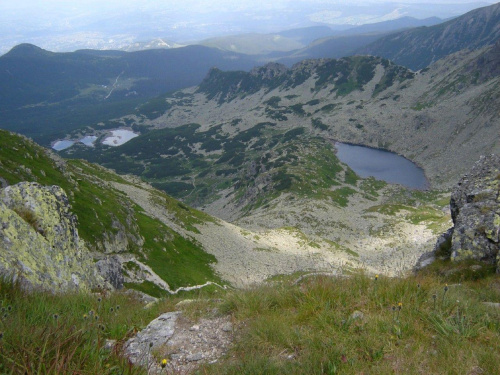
[0,2,500,374]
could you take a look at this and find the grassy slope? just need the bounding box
[0,130,224,293]
[1,267,498,374]
[0,278,151,374]
[0,276,209,374]
[196,272,500,374]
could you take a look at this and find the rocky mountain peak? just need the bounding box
[290,58,325,72]
[250,62,288,80]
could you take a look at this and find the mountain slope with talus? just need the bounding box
[62,51,498,277]
[101,44,499,195]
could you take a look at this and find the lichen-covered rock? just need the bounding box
[447,155,500,269]
[0,182,104,291]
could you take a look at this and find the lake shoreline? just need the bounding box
[329,138,430,190]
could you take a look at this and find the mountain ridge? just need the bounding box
[71,43,499,213]
[359,2,500,70]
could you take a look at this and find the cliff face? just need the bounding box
[0,182,103,291]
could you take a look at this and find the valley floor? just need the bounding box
[113,177,451,286]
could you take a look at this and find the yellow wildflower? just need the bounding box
[161,358,168,368]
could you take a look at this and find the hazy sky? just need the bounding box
[0,0,497,53]
[2,0,496,12]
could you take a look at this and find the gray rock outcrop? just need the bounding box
[0,182,104,291]
[124,311,180,369]
[95,255,124,289]
[427,155,500,271]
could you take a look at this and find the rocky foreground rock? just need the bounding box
[124,309,233,374]
[450,154,500,267]
[423,154,500,271]
[0,182,103,291]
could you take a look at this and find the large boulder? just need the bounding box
[429,155,500,271]
[0,182,104,291]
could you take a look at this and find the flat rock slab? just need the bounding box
[124,311,180,368]
[124,310,233,374]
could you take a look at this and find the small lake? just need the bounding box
[335,142,429,190]
[80,135,97,147]
[102,129,138,146]
[52,129,138,151]
[52,140,75,151]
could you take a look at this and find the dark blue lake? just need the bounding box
[335,142,429,190]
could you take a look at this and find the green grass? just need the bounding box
[2,265,499,374]
[123,280,169,298]
[0,278,166,374]
[0,277,228,374]
[328,187,357,207]
[344,167,359,186]
[365,202,450,234]
[133,208,224,290]
[323,239,359,257]
[411,102,433,111]
[359,177,387,199]
[197,273,500,375]
[277,227,322,248]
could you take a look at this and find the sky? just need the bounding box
[2,0,496,16]
[0,0,497,53]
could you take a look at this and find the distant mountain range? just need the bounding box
[188,17,444,59]
[0,43,256,111]
[1,2,499,146]
[359,2,500,70]
[119,38,185,52]
[275,3,499,67]
[1,1,485,55]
